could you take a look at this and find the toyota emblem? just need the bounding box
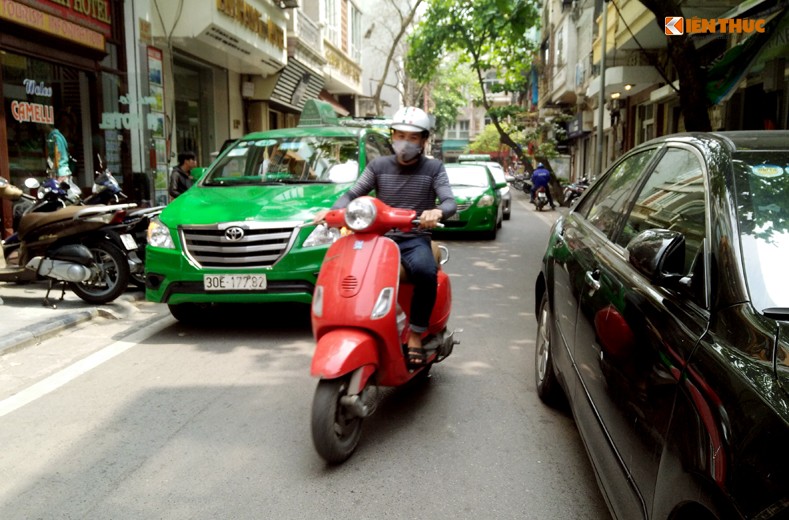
[224,227,245,241]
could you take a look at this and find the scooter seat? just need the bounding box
[18,206,87,238]
[399,241,443,281]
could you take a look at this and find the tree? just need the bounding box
[431,60,479,137]
[407,0,541,169]
[367,0,424,113]
[638,0,711,131]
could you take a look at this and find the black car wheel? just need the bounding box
[535,292,562,405]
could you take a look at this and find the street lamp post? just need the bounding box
[595,0,608,179]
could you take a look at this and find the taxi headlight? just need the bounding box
[477,194,495,207]
[345,198,376,231]
[303,223,340,248]
[147,217,175,249]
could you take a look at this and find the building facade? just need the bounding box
[0,0,129,237]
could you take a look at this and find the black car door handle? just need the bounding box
[585,269,601,295]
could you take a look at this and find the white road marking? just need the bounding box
[0,317,173,418]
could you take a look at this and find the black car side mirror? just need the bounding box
[626,229,686,285]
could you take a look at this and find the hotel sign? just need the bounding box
[0,0,106,51]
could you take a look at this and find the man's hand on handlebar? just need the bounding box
[312,209,329,225]
[418,208,444,229]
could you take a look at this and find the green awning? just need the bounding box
[441,139,469,152]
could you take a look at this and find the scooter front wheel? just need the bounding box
[311,377,363,464]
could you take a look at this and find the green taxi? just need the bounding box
[441,162,504,240]
[145,100,393,322]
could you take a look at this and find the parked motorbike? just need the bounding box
[0,177,130,306]
[562,177,589,207]
[83,155,127,205]
[310,197,460,463]
[534,186,549,211]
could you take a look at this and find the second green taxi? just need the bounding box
[440,162,505,240]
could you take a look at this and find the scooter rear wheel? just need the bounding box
[311,378,363,464]
[70,241,129,304]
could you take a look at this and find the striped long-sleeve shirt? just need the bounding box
[332,155,457,238]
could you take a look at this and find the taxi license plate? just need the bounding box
[204,274,267,291]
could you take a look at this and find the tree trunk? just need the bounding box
[640,0,712,131]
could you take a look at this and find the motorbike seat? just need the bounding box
[399,241,443,281]
[18,205,87,237]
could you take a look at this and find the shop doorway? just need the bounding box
[173,58,216,166]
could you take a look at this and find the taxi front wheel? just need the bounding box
[168,303,213,324]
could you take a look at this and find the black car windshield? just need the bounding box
[733,151,789,312]
[202,136,360,186]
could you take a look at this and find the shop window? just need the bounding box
[2,52,87,187]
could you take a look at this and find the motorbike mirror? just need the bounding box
[0,177,7,188]
[24,177,40,189]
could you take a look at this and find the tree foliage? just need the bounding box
[431,60,479,137]
[407,0,541,168]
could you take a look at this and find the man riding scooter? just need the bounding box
[313,106,457,366]
[530,163,556,210]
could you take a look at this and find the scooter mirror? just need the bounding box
[24,178,40,189]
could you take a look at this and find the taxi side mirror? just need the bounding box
[191,167,207,182]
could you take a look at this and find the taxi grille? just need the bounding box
[456,203,472,212]
[180,222,300,269]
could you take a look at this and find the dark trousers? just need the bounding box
[397,236,437,334]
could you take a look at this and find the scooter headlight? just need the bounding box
[147,217,175,249]
[345,198,377,231]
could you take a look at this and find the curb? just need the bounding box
[0,307,100,355]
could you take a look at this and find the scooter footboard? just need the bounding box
[311,329,379,379]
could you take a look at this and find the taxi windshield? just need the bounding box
[732,151,789,312]
[203,136,360,186]
[446,167,490,188]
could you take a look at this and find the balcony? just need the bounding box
[287,10,326,75]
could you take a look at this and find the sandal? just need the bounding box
[406,346,426,366]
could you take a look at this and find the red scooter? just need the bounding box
[310,197,459,463]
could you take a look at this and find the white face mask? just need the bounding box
[392,139,422,162]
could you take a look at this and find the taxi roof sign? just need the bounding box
[298,99,340,127]
[458,154,492,162]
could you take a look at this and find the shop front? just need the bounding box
[0,0,129,238]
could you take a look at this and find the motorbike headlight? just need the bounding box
[147,217,175,249]
[477,194,495,207]
[303,223,340,248]
[345,198,376,231]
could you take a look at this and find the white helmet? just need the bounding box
[391,106,431,134]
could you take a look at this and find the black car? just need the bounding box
[534,131,789,519]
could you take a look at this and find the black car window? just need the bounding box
[615,148,707,276]
[581,150,656,239]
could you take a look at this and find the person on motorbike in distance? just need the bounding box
[530,162,555,210]
[313,106,457,366]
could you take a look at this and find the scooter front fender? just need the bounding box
[311,329,379,379]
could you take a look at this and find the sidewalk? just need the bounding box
[0,281,145,355]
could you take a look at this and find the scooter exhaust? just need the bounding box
[25,257,93,282]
